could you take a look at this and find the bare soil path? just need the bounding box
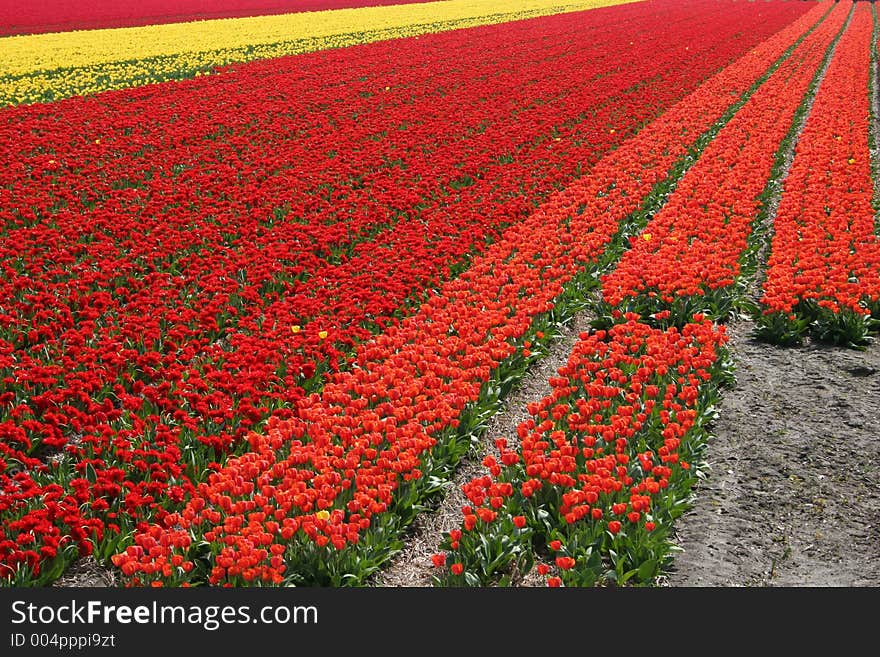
[666,320,880,586]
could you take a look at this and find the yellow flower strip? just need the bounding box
[1,0,638,106]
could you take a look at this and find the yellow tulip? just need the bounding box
[0,0,638,106]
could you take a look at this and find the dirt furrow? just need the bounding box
[666,321,880,586]
[372,312,594,587]
[668,7,880,587]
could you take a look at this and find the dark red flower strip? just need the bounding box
[434,316,727,586]
[600,0,850,317]
[760,3,879,326]
[193,0,771,368]
[1,1,811,583]
[105,3,826,586]
[0,0,433,37]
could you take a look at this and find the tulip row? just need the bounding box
[432,2,859,587]
[3,1,803,584]
[0,0,433,37]
[103,3,829,586]
[599,0,851,328]
[0,0,633,106]
[432,316,729,587]
[757,2,880,347]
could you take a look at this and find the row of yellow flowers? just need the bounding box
[0,0,637,106]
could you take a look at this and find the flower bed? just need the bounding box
[432,316,729,587]
[432,2,879,588]
[0,0,800,587]
[758,2,880,347]
[101,2,827,587]
[599,0,850,327]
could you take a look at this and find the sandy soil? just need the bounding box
[666,15,880,587]
[665,320,880,587]
[53,556,117,587]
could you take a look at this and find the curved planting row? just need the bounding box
[0,0,630,106]
[758,2,880,347]
[1,1,809,584]
[600,1,850,326]
[432,316,729,586]
[432,1,854,587]
[103,3,831,586]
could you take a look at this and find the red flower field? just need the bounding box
[1,0,876,588]
[759,2,880,346]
